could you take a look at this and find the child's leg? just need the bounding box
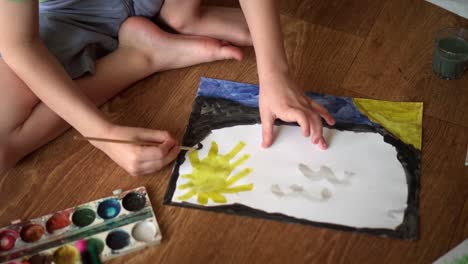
[159,0,252,46]
[0,17,242,171]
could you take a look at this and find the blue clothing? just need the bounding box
[7,0,163,79]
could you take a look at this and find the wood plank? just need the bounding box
[279,0,304,17]
[342,0,468,127]
[281,16,364,95]
[448,194,468,252]
[203,0,383,37]
[202,0,305,18]
[284,0,388,37]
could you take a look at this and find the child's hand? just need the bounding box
[91,126,180,176]
[259,74,335,150]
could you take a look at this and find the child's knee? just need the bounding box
[165,14,198,33]
[161,3,201,33]
[235,29,252,46]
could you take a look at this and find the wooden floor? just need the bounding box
[1,0,468,263]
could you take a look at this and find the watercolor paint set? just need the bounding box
[0,187,161,263]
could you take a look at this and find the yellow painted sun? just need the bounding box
[177,141,254,205]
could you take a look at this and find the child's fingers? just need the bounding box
[307,110,329,150]
[136,146,180,175]
[139,147,165,161]
[139,140,177,161]
[126,160,151,176]
[260,110,275,148]
[304,109,320,144]
[158,139,178,155]
[136,128,177,160]
[220,45,244,61]
[288,108,310,137]
[318,137,328,150]
[160,144,181,167]
[137,128,175,144]
[309,99,335,126]
[309,115,323,145]
[135,160,162,176]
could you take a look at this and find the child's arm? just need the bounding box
[0,1,112,136]
[0,1,178,175]
[239,0,335,149]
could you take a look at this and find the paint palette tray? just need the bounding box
[0,187,161,263]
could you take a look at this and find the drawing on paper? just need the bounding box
[177,141,254,205]
[270,164,355,202]
[164,77,422,240]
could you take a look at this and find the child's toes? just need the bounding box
[219,45,243,61]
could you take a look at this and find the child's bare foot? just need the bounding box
[118,17,244,72]
[160,6,253,47]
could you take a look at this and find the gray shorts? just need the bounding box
[4,0,163,79]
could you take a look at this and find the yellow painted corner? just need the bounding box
[353,98,423,150]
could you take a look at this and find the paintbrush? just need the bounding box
[73,136,201,151]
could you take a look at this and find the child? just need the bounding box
[0,0,335,175]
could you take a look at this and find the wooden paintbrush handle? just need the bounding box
[73,136,195,151]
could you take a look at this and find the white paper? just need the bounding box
[172,125,408,229]
[426,0,468,19]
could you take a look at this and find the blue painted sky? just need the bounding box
[197,77,375,126]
